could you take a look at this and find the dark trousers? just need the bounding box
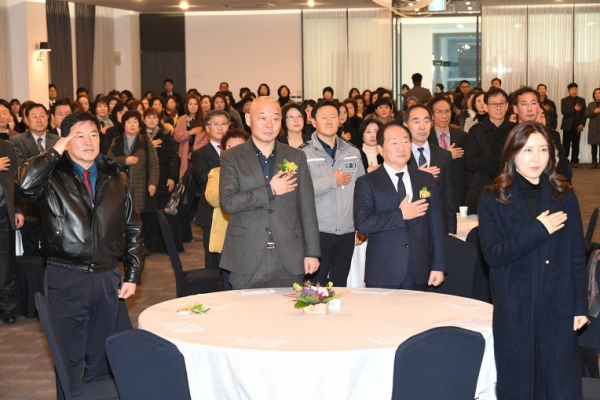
[141,212,160,252]
[20,219,40,256]
[229,249,303,289]
[563,128,581,163]
[366,270,428,291]
[0,203,16,311]
[592,145,599,163]
[200,225,220,269]
[307,232,354,287]
[45,265,120,383]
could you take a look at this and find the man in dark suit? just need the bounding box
[560,82,586,167]
[49,99,73,136]
[10,103,59,256]
[0,139,24,323]
[192,110,229,270]
[405,73,432,104]
[428,95,467,208]
[354,122,446,290]
[537,84,558,130]
[220,97,320,289]
[404,104,456,234]
[453,80,471,113]
[161,78,184,115]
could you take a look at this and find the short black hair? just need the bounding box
[376,121,411,146]
[205,109,230,125]
[427,95,452,112]
[24,103,48,117]
[403,104,432,124]
[459,80,470,86]
[311,100,338,119]
[435,83,444,92]
[239,87,250,99]
[277,85,290,98]
[536,84,547,91]
[281,103,307,135]
[491,77,502,85]
[76,87,88,95]
[567,82,578,90]
[111,101,128,121]
[49,83,57,90]
[121,90,133,100]
[257,83,271,96]
[358,118,383,140]
[121,110,142,127]
[322,86,334,96]
[512,86,540,105]
[51,99,74,115]
[411,73,423,84]
[0,99,10,110]
[373,97,394,110]
[60,111,101,138]
[221,128,249,149]
[484,87,509,104]
[164,78,174,85]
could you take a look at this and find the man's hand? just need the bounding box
[0,156,10,171]
[418,164,440,178]
[15,213,24,229]
[304,257,320,274]
[543,104,551,111]
[447,143,464,160]
[356,232,368,245]
[101,125,109,134]
[537,210,567,234]
[270,171,297,196]
[333,169,352,186]
[167,179,175,192]
[428,271,445,286]
[125,156,139,165]
[118,283,137,299]
[152,138,162,148]
[574,316,589,330]
[577,124,584,132]
[52,129,81,155]
[399,196,428,220]
[575,103,583,112]
[148,185,156,196]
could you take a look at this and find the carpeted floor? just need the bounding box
[1,165,599,399]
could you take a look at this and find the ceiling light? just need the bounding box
[465,1,471,4]
[456,24,464,28]
[179,2,189,9]
[307,0,315,6]
[467,6,472,10]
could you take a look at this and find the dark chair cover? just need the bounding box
[583,377,600,400]
[157,211,221,297]
[105,329,192,400]
[34,293,119,400]
[428,235,477,299]
[14,256,46,318]
[466,227,492,303]
[392,326,485,400]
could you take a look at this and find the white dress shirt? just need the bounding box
[411,141,431,167]
[382,162,413,202]
[210,140,221,156]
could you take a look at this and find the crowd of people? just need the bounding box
[0,73,598,397]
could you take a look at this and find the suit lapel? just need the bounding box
[240,140,267,187]
[409,170,426,202]
[372,166,401,206]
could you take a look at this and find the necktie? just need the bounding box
[82,170,93,201]
[396,172,406,202]
[439,132,448,150]
[37,137,44,153]
[417,147,426,167]
[217,144,222,155]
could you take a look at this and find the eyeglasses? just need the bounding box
[286,115,303,121]
[207,121,229,127]
[488,102,507,108]
[434,109,451,115]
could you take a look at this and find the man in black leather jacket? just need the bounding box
[15,111,144,384]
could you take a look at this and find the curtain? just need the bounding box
[302,9,348,101]
[76,4,95,98]
[0,0,10,98]
[575,4,600,164]
[92,6,116,97]
[348,8,392,94]
[481,5,527,93]
[46,0,74,99]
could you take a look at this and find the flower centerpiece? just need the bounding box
[419,186,431,199]
[177,302,210,314]
[290,281,339,315]
[278,159,298,174]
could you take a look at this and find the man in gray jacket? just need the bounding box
[302,101,365,286]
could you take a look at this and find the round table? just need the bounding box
[138,288,496,400]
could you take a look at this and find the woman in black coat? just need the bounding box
[478,122,588,399]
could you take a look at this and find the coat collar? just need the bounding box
[508,173,554,225]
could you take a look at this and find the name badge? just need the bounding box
[344,161,358,173]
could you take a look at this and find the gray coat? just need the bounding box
[584,101,600,145]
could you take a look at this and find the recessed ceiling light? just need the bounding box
[179,2,189,9]
[307,0,315,6]
[467,6,472,10]
[465,1,471,4]
[457,24,464,28]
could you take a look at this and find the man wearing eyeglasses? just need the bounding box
[301,100,365,287]
[464,87,511,213]
[219,97,320,289]
[427,95,468,210]
[191,110,230,270]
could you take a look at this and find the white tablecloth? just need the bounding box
[138,289,496,400]
[457,214,479,241]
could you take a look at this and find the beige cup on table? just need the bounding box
[459,206,468,218]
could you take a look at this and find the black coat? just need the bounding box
[428,127,467,208]
[561,95,586,131]
[147,130,179,209]
[478,178,586,399]
[191,142,220,227]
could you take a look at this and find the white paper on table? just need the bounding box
[232,337,287,348]
[165,321,206,333]
[232,289,276,296]
[442,301,480,310]
[350,289,394,295]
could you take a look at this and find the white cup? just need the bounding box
[459,206,468,218]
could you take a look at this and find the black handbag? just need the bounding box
[163,180,185,215]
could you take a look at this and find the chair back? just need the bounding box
[106,329,192,400]
[157,210,185,297]
[428,235,477,298]
[35,292,76,398]
[466,227,492,303]
[392,326,485,400]
[585,207,599,244]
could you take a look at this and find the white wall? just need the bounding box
[6,0,49,103]
[114,9,140,97]
[400,23,433,91]
[185,10,302,100]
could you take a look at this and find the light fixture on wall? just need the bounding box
[37,42,51,62]
[307,0,315,7]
